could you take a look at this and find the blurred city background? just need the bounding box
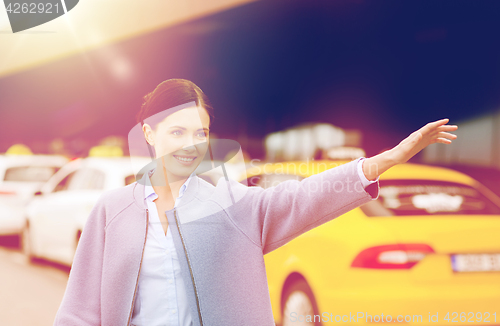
[1,0,499,325]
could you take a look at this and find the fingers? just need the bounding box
[437,124,458,132]
[423,119,458,137]
[434,137,453,144]
[421,118,448,133]
[430,118,450,126]
[407,119,458,148]
[436,131,457,140]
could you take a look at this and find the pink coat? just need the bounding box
[53,158,379,325]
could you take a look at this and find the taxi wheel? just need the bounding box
[282,279,321,326]
[21,224,34,263]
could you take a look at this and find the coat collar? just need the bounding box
[132,169,200,211]
[144,168,195,201]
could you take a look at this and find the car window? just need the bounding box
[53,171,77,192]
[4,166,58,182]
[69,168,105,190]
[246,174,304,189]
[361,180,500,216]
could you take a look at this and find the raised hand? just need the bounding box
[362,118,458,181]
[392,118,458,164]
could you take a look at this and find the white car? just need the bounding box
[0,154,68,236]
[23,156,152,265]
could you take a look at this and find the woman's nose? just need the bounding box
[182,136,199,150]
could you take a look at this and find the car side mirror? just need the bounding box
[34,191,43,196]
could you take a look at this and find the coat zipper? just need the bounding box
[174,208,204,326]
[127,208,149,326]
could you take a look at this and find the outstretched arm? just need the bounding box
[362,118,458,181]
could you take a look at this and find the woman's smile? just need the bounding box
[173,154,197,165]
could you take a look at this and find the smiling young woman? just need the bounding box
[53,78,457,326]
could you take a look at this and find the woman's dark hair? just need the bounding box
[136,79,215,129]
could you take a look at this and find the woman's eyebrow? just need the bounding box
[168,126,209,131]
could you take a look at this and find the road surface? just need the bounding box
[0,237,68,326]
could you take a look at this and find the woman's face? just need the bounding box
[143,105,210,180]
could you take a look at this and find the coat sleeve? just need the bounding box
[53,193,107,325]
[227,158,380,255]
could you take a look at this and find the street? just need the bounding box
[0,236,68,326]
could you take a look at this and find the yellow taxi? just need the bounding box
[241,159,500,326]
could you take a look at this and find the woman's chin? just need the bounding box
[171,161,199,177]
[158,156,201,179]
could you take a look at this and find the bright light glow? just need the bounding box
[0,0,256,78]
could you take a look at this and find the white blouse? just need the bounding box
[130,159,376,326]
[130,169,195,326]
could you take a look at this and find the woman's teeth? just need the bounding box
[175,156,195,162]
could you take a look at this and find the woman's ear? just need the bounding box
[142,123,155,146]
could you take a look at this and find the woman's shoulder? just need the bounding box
[101,182,136,201]
[203,175,255,208]
[93,182,139,218]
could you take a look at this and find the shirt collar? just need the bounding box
[144,168,196,201]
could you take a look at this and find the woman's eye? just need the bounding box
[197,131,208,138]
[171,130,182,136]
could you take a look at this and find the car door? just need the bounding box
[52,166,106,265]
[30,169,78,264]
[70,167,106,245]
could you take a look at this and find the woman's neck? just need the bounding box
[149,162,188,202]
